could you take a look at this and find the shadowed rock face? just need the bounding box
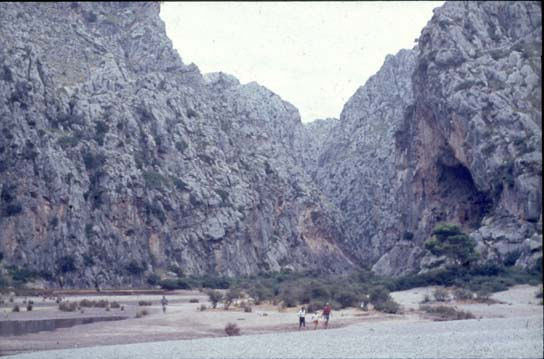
[306,1,542,275]
[0,2,353,287]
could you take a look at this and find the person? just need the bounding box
[297,306,306,329]
[311,311,320,330]
[161,295,168,313]
[322,302,332,328]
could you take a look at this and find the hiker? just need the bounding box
[311,311,320,330]
[322,302,332,328]
[297,306,306,329]
[161,295,168,313]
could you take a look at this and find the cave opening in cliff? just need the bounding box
[437,162,493,228]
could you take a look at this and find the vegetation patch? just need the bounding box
[419,305,475,321]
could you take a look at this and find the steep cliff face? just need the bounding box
[307,1,542,275]
[0,2,353,287]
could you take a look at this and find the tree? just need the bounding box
[425,223,478,266]
[207,290,223,309]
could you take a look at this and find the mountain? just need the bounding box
[0,2,352,287]
[0,1,541,288]
[306,1,542,275]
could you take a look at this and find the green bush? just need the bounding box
[58,135,79,149]
[425,223,478,266]
[147,273,161,286]
[224,322,240,336]
[374,299,401,314]
[159,278,192,290]
[369,286,391,305]
[4,202,23,217]
[57,255,76,273]
[433,288,449,302]
[420,305,474,320]
[453,288,473,300]
[12,304,20,312]
[143,171,168,189]
[126,260,146,275]
[207,290,223,309]
[201,276,231,289]
[138,300,152,306]
[335,291,359,309]
[58,301,78,312]
[279,287,298,308]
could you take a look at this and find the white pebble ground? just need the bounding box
[6,315,543,359]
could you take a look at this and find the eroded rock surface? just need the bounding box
[0,2,353,287]
[306,1,542,275]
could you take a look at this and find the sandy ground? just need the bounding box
[1,284,542,357]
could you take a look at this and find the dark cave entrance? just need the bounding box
[437,161,493,228]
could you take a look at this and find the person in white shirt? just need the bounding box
[297,306,306,329]
[311,311,320,330]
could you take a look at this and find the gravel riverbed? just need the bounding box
[5,315,542,359]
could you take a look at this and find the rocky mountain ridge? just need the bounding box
[0,1,541,287]
[305,1,542,275]
[0,2,353,287]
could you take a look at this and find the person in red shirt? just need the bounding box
[322,302,332,328]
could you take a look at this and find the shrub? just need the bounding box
[26,303,33,311]
[135,309,149,318]
[111,301,121,309]
[82,152,106,171]
[425,223,478,266]
[58,301,77,312]
[138,300,152,306]
[335,291,359,309]
[243,304,252,313]
[279,288,298,308]
[453,288,473,300]
[189,298,199,303]
[12,304,20,312]
[159,278,192,290]
[5,203,23,217]
[433,288,449,302]
[94,300,109,308]
[143,171,167,189]
[420,305,475,321]
[58,135,79,149]
[369,286,391,305]
[57,255,76,273]
[79,299,95,307]
[199,304,207,311]
[224,323,240,336]
[126,260,146,275]
[207,290,223,309]
[421,294,431,303]
[374,300,401,314]
[306,302,325,313]
[201,276,230,289]
[475,289,492,302]
[146,273,161,286]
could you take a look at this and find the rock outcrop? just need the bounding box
[306,1,542,275]
[0,2,353,287]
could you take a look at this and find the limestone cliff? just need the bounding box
[306,1,542,275]
[0,2,353,287]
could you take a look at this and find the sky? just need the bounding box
[160,1,444,123]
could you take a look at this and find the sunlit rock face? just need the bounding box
[0,2,353,287]
[306,1,541,275]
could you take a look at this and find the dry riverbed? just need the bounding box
[0,285,542,358]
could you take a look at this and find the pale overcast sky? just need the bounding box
[160,1,444,122]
